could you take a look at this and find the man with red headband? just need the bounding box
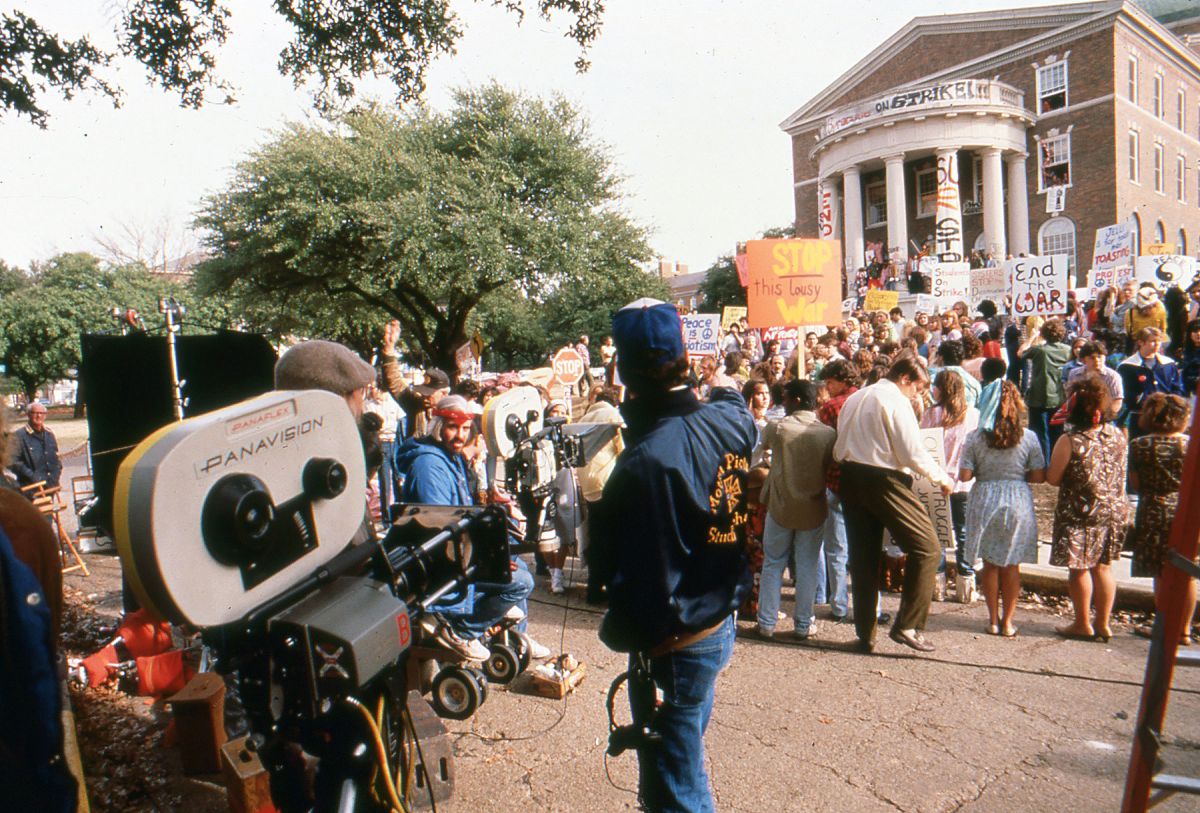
[396,395,548,661]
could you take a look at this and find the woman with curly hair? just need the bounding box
[1046,375,1131,641]
[921,371,979,599]
[1129,393,1193,643]
[958,381,1045,635]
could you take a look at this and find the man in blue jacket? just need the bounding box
[588,298,755,813]
[396,395,548,662]
[10,403,61,491]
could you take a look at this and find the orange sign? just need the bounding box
[551,347,585,386]
[745,239,842,328]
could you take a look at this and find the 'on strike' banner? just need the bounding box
[1006,255,1069,317]
[746,239,842,328]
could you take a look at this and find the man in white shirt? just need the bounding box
[834,356,953,654]
[363,382,406,525]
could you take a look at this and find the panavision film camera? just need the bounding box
[114,390,511,812]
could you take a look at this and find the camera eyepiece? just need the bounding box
[202,474,276,565]
[303,458,347,500]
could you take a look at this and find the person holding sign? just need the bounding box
[834,357,954,654]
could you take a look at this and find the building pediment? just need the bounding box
[781,1,1117,133]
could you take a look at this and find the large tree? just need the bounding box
[2,1,603,127]
[195,84,660,372]
[0,252,225,400]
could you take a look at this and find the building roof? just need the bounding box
[1133,0,1200,25]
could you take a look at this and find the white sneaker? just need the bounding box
[756,625,775,640]
[550,569,565,594]
[526,637,552,660]
[956,574,977,604]
[421,615,490,661]
[504,605,527,623]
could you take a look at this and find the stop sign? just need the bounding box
[552,347,585,386]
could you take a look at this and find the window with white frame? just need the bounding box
[866,182,887,226]
[915,168,937,217]
[1129,57,1139,103]
[1130,130,1140,182]
[1179,89,1187,130]
[1178,154,1187,202]
[1154,143,1165,193]
[1154,73,1164,118]
[1037,62,1068,112]
[1039,217,1076,272]
[1039,134,1071,190]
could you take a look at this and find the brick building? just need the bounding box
[781,0,1200,286]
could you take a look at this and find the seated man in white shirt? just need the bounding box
[834,355,953,654]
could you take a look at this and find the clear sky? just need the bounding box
[0,0,1071,274]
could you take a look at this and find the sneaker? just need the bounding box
[756,625,775,640]
[421,615,490,661]
[526,637,552,660]
[792,622,817,641]
[504,605,526,623]
[956,574,976,605]
[550,569,565,594]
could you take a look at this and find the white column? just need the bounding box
[934,147,964,263]
[981,147,1006,259]
[1006,151,1031,256]
[884,153,908,265]
[842,166,864,283]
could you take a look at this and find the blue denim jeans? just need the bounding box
[378,439,396,526]
[631,614,735,813]
[822,490,850,617]
[758,514,825,633]
[950,492,971,577]
[456,558,534,638]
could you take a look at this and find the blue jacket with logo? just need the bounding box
[587,387,756,653]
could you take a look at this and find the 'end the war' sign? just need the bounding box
[746,239,842,328]
[1007,255,1069,317]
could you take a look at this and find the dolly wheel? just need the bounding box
[465,665,490,703]
[431,665,481,720]
[505,630,533,673]
[483,643,520,684]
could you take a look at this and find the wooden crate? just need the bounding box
[528,661,587,699]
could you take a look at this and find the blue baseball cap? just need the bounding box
[612,298,685,380]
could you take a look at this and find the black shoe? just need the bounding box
[877,612,892,625]
[831,613,849,624]
[854,637,875,654]
[889,628,936,652]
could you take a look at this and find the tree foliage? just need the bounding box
[0,252,228,399]
[195,84,661,372]
[2,1,604,127]
[696,224,795,313]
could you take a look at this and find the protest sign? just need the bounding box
[1045,186,1066,213]
[863,289,900,312]
[1092,222,1134,271]
[931,262,971,306]
[885,429,954,551]
[1135,254,1196,289]
[969,264,1008,306]
[1007,255,1069,317]
[914,293,937,314]
[681,313,722,358]
[746,239,842,328]
[721,306,747,332]
[1088,265,1134,299]
[1146,242,1176,256]
[841,297,857,316]
[551,347,585,386]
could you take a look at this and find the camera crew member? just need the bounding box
[588,298,755,813]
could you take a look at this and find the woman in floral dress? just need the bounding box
[1129,393,1192,643]
[1047,375,1131,642]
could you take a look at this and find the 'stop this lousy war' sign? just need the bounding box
[746,239,843,329]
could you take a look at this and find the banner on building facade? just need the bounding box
[934,151,964,263]
[1146,242,1176,256]
[1092,222,1135,271]
[1045,187,1066,214]
[1007,255,1069,317]
[746,239,843,328]
[1135,254,1195,289]
[818,79,994,140]
[817,179,839,241]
